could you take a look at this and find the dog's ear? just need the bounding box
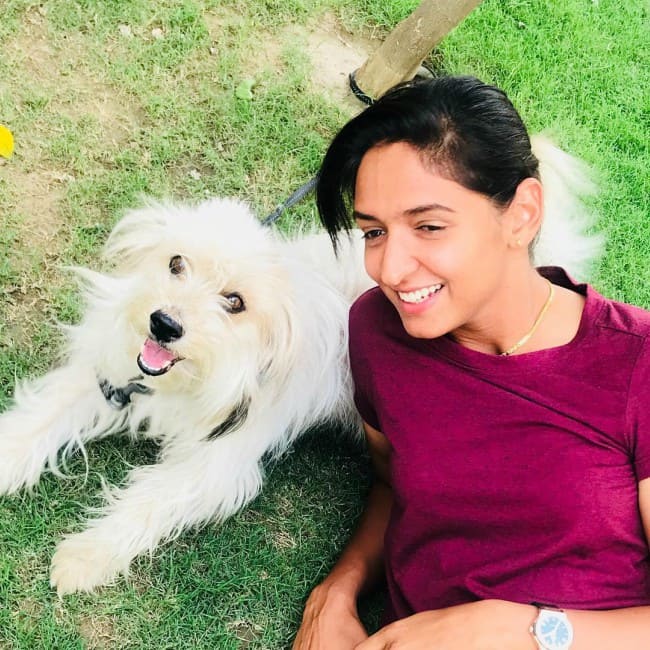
[206,396,251,440]
[103,201,173,270]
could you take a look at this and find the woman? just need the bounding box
[293,76,650,649]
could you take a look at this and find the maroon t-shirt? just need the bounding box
[349,267,650,623]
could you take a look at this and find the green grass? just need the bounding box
[0,0,648,647]
[0,433,371,648]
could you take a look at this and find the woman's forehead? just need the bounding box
[355,146,489,218]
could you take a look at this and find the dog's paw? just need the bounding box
[0,435,39,495]
[50,534,127,595]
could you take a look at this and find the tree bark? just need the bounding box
[354,0,483,101]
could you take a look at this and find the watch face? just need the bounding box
[535,611,573,650]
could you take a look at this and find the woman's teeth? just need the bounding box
[398,284,442,304]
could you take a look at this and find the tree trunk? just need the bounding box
[354,0,483,101]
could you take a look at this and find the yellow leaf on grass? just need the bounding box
[0,125,15,158]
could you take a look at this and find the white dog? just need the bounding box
[0,137,600,595]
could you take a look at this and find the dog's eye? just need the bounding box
[224,292,245,313]
[169,255,186,276]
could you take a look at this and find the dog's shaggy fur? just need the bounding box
[0,137,600,595]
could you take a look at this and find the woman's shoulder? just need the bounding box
[596,297,650,338]
[348,286,405,346]
[349,286,391,325]
[588,284,650,342]
[541,266,650,340]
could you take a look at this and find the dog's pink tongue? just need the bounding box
[141,339,176,370]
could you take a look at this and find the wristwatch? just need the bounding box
[529,603,574,650]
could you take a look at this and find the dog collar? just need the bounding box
[99,376,153,410]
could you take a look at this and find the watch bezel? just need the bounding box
[530,606,574,650]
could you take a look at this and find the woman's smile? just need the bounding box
[397,283,443,304]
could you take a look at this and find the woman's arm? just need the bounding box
[292,422,394,650]
[356,600,650,650]
[356,477,650,650]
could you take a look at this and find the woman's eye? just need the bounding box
[361,229,384,241]
[224,292,246,314]
[169,255,186,275]
[418,224,444,233]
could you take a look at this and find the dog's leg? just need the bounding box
[50,435,265,595]
[0,365,117,494]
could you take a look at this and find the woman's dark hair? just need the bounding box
[316,75,540,247]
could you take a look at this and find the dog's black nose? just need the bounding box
[149,310,184,343]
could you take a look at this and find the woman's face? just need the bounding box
[354,142,513,340]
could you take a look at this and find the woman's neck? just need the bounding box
[449,267,577,356]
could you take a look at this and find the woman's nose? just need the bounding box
[379,232,419,287]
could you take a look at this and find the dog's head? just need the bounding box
[102,198,305,406]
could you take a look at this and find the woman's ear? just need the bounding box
[505,177,544,248]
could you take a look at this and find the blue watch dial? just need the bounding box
[538,612,571,649]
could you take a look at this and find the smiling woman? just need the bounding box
[293,76,650,650]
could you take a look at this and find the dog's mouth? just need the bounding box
[137,338,182,376]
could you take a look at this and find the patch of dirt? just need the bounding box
[1,8,143,343]
[226,619,263,648]
[77,614,120,649]
[203,5,248,38]
[5,8,141,238]
[17,9,142,148]
[304,12,379,114]
[276,494,295,517]
[13,596,43,630]
[271,528,297,550]
[205,6,287,82]
[204,8,378,114]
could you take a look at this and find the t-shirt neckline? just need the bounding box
[419,267,604,371]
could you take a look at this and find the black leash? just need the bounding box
[348,69,375,106]
[262,175,318,227]
[348,63,436,107]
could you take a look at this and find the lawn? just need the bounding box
[0,0,648,647]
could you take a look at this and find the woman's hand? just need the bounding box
[292,581,369,650]
[355,600,536,650]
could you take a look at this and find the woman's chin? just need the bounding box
[398,312,451,340]
[392,295,450,339]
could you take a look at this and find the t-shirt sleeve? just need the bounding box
[627,335,650,480]
[349,297,381,431]
[352,378,380,431]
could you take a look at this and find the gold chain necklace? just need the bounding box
[500,280,555,356]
